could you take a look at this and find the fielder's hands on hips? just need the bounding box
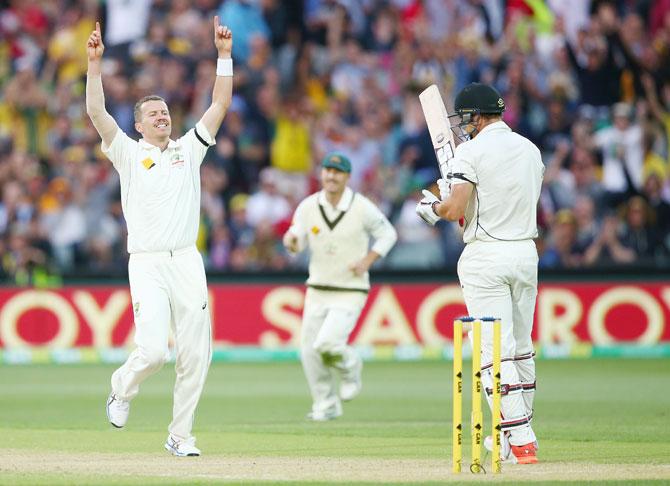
[213,15,232,55]
[437,178,451,199]
[349,254,375,276]
[416,189,441,226]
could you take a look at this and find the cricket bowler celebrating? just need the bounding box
[416,83,543,464]
[283,153,397,421]
[86,18,233,456]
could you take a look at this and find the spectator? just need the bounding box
[39,178,86,270]
[245,168,291,228]
[207,221,232,270]
[543,143,606,215]
[640,166,670,240]
[227,193,254,249]
[539,209,583,268]
[269,94,313,200]
[593,102,643,194]
[104,0,152,65]
[217,0,270,63]
[583,214,636,266]
[573,195,600,251]
[4,58,49,155]
[618,196,666,264]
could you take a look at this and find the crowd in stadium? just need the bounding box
[0,0,669,283]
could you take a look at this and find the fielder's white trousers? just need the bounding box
[300,288,367,415]
[111,245,212,442]
[457,239,537,446]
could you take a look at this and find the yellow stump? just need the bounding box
[471,319,482,473]
[492,318,502,474]
[452,319,463,473]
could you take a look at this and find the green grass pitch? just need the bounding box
[1,359,669,484]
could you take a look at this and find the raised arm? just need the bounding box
[199,16,233,138]
[641,73,668,124]
[85,21,119,148]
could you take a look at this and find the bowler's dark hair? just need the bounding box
[133,95,167,123]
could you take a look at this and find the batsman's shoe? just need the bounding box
[339,359,363,401]
[484,432,516,464]
[106,393,129,428]
[306,403,342,422]
[510,442,538,464]
[164,435,201,457]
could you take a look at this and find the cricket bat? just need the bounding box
[419,84,455,182]
[419,84,464,227]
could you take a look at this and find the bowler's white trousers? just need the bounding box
[301,288,367,415]
[111,245,212,442]
[457,239,537,446]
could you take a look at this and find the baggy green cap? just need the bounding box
[321,153,352,173]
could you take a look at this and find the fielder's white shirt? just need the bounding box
[451,121,544,244]
[288,187,397,291]
[102,122,214,253]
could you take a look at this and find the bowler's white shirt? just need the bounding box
[451,121,544,244]
[102,122,214,253]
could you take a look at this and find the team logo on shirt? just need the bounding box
[141,158,155,170]
[311,226,320,235]
[171,152,184,168]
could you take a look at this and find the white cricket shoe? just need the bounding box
[339,358,363,401]
[164,435,201,457]
[106,393,129,428]
[484,431,517,464]
[307,402,343,422]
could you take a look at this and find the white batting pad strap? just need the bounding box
[216,58,233,77]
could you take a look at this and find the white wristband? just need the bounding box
[216,58,233,77]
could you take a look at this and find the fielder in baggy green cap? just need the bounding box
[321,153,352,173]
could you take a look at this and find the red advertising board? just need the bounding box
[0,282,668,348]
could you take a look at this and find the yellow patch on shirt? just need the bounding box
[141,157,156,170]
[311,226,320,235]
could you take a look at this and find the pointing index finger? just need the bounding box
[96,21,101,35]
[214,15,219,29]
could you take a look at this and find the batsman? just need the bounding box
[416,83,543,464]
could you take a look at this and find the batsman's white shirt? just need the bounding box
[451,121,544,244]
[102,121,214,253]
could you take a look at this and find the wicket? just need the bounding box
[452,317,502,474]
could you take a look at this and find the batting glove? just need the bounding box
[437,178,450,199]
[416,189,441,226]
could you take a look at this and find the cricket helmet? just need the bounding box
[454,83,505,116]
[449,83,505,141]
